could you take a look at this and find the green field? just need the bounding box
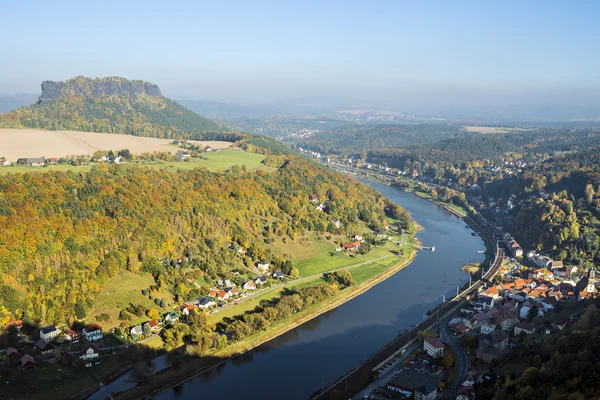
[0,150,274,175]
[87,271,174,329]
[213,276,326,322]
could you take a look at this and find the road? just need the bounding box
[312,247,504,400]
[352,342,419,400]
[439,315,469,399]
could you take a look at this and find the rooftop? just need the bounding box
[388,369,441,394]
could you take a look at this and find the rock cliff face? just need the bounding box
[38,76,162,103]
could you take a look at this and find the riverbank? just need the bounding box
[113,249,419,400]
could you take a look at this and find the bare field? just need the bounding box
[0,128,232,161]
[463,126,527,134]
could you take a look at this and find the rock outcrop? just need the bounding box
[38,76,162,103]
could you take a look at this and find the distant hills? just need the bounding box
[0,76,240,141]
[0,93,38,113]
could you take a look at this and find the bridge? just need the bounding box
[310,245,504,400]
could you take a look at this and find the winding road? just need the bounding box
[440,315,469,399]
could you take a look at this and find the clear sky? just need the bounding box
[2,0,599,108]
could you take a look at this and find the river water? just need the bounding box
[94,181,485,400]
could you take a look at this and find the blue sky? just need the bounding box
[2,0,599,107]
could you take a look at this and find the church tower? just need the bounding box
[587,269,596,293]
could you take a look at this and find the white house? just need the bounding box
[256,261,270,272]
[198,297,216,309]
[80,344,99,360]
[243,280,257,290]
[39,325,61,342]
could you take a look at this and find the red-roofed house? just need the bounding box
[423,336,444,358]
[342,241,361,251]
[217,291,229,300]
[146,320,159,332]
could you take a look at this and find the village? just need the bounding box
[0,218,393,397]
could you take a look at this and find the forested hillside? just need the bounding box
[0,157,411,326]
[366,127,600,170]
[0,76,240,141]
[504,149,600,267]
[297,124,464,154]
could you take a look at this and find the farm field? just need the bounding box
[0,150,274,175]
[0,128,231,161]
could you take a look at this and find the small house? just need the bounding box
[35,339,56,355]
[198,297,216,309]
[256,261,270,272]
[20,354,36,370]
[243,280,257,290]
[273,271,284,280]
[64,329,81,342]
[181,304,195,315]
[40,325,61,342]
[204,146,213,152]
[165,312,180,324]
[217,291,229,300]
[80,344,99,361]
[6,347,19,359]
[130,325,143,337]
[255,276,267,286]
[147,319,159,331]
[342,241,361,251]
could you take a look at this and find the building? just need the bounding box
[256,261,270,272]
[198,297,216,309]
[35,339,56,355]
[475,295,495,310]
[82,324,103,341]
[20,354,36,370]
[387,370,440,400]
[63,329,81,342]
[576,269,597,300]
[80,344,99,360]
[255,276,267,286]
[342,241,361,251]
[39,325,61,342]
[273,270,284,279]
[144,320,159,332]
[130,325,143,337]
[165,311,180,324]
[423,336,444,358]
[514,322,536,335]
[481,330,508,351]
[243,280,257,290]
[476,344,503,363]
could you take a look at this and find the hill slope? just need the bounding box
[0,76,239,140]
[0,157,411,324]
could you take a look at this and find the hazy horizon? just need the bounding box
[2,1,599,110]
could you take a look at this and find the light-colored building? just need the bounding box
[423,336,444,358]
[39,325,61,342]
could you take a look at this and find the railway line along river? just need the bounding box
[104,180,486,400]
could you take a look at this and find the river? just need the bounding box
[94,181,485,400]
